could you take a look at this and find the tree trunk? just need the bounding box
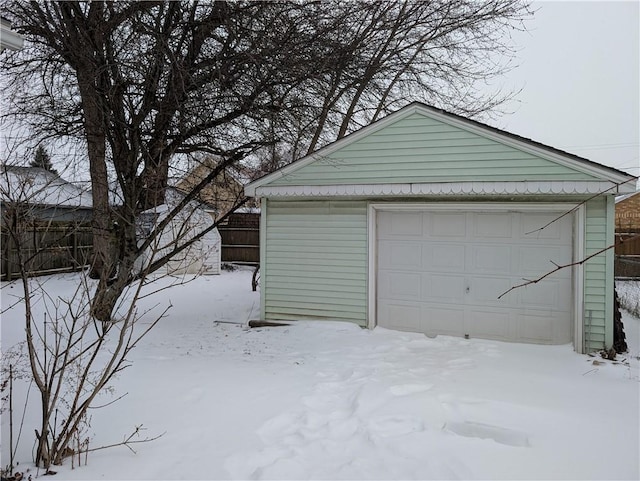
[76,74,113,281]
[90,209,139,322]
[139,160,169,211]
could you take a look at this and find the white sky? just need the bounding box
[488,0,639,177]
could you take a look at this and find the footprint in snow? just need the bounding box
[446,357,476,369]
[444,420,530,447]
[368,415,425,438]
[257,412,301,443]
[182,387,205,403]
[389,383,433,396]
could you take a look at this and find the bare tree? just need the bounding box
[1,1,532,322]
[0,166,189,470]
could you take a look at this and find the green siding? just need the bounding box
[261,196,616,352]
[271,113,599,186]
[583,196,614,352]
[263,200,368,324]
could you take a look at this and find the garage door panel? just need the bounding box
[431,212,467,238]
[378,240,423,270]
[520,214,569,241]
[471,245,513,274]
[426,274,465,301]
[468,310,512,341]
[469,276,514,304]
[379,271,422,301]
[377,209,573,345]
[430,244,466,270]
[379,302,421,331]
[474,213,514,238]
[381,211,423,236]
[519,278,572,312]
[520,280,561,309]
[519,313,555,344]
[519,246,572,277]
[423,306,465,337]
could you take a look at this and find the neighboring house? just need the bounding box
[614,191,640,278]
[246,102,636,354]
[0,165,93,222]
[0,165,93,279]
[175,156,259,219]
[136,188,221,276]
[175,157,260,263]
[615,191,640,233]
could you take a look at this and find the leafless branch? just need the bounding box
[499,232,640,299]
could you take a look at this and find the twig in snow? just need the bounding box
[84,425,166,455]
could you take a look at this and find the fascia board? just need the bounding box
[0,23,24,51]
[254,180,635,197]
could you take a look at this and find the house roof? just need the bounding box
[615,191,640,204]
[0,165,93,208]
[0,17,24,51]
[246,102,636,196]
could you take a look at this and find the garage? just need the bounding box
[376,207,574,344]
[246,102,636,353]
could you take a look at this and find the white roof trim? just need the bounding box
[0,21,24,51]
[245,103,635,195]
[253,180,635,198]
[615,191,639,203]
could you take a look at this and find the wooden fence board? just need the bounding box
[218,213,260,264]
[1,223,93,281]
[615,233,640,256]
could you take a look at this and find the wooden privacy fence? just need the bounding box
[615,232,640,256]
[217,212,260,264]
[615,231,640,278]
[1,223,93,281]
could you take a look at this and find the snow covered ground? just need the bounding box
[1,270,639,480]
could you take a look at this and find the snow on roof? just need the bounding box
[0,165,93,208]
[615,191,640,204]
[235,205,260,214]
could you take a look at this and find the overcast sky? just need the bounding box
[488,0,639,177]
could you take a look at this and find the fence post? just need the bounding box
[6,234,13,282]
[72,228,78,267]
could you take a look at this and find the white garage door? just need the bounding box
[376,210,573,344]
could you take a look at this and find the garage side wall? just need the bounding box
[263,199,368,323]
[583,196,615,351]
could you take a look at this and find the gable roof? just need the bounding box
[246,102,636,196]
[0,165,93,208]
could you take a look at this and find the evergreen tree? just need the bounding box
[30,144,57,174]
